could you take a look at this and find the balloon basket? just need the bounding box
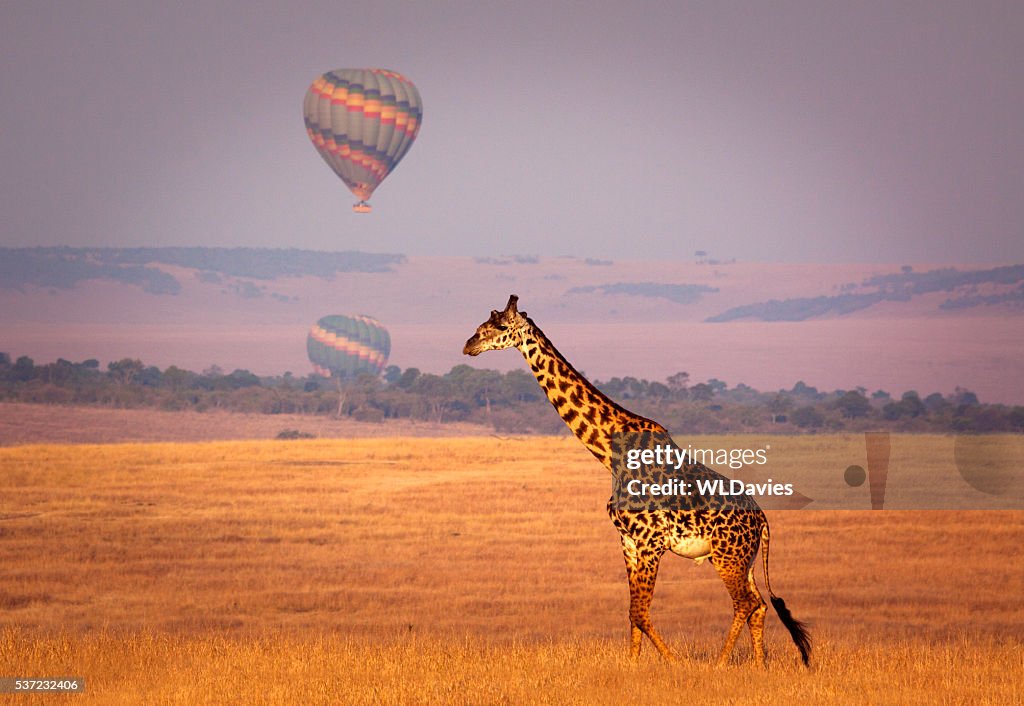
[353,201,372,214]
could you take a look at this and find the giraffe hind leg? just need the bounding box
[745,568,768,669]
[630,624,643,658]
[715,560,766,668]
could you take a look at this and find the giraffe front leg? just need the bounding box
[622,536,677,663]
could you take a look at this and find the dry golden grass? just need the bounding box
[0,436,1021,704]
[0,402,489,446]
[2,631,1020,705]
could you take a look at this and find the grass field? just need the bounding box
[0,402,489,446]
[1,436,1022,704]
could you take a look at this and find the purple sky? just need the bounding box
[1,1,1021,262]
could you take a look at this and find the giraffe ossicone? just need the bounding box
[464,294,811,668]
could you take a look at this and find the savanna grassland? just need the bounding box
[0,435,1021,704]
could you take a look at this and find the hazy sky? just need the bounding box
[2,1,1021,262]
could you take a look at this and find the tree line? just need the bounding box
[1,352,1021,434]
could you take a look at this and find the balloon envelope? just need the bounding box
[307,314,391,380]
[304,68,423,212]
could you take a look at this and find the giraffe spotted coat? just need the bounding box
[464,295,810,668]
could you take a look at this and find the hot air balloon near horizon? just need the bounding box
[303,68,423,213]
[307,313,391,417]
[307,314,391,380]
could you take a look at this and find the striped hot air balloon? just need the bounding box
[307,315,391,380]
[304,68,423,213]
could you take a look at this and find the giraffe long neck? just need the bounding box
[518,318,665,469]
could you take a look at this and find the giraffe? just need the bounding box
[463,295,810,668]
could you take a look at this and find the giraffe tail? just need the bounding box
[761,523,812,667]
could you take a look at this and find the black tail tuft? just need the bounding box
[770,595,812,667]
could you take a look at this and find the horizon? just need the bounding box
[0,349,1005,406]
[2,251,1022,404]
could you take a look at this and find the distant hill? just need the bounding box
[707,264,1024,322]
[0,247,405,295]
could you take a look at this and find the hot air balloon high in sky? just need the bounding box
[303,68,423,213]
[307,314,391,381]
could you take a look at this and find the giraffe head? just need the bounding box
[463,294,529,356]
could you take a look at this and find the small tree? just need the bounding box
[411,373,456,423]
[107,358,144,386]
[689,383,714,402]
[383,365,402,385]
[899,391,926,418]
[791,406,825,429]
[12,356,35,382]
[1008,406,1024,431]
[924,392,952,415]
[952,387,979,406]
[397,367,420,390]
[835,390,871,419]
[666,371,690,393]
[503,369,542,403]
[162,365,191,392]
[791,381,821,400]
